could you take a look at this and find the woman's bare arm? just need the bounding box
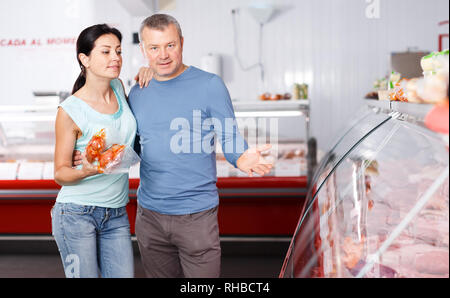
[53,107,98,186]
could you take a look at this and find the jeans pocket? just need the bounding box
[115,206,128,218]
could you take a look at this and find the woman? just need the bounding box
[51,24,151,278]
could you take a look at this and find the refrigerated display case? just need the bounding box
[0,101,313,237]
[220,101,312,235]
[280,102,449,278]
[0,105,56,165]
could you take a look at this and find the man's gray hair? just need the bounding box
[139,14,183,41]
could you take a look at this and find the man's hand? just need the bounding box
[72,150,82,168]
[236,144,274,177]
[134,67,153,88]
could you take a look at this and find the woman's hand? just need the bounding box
[134,66,153,88]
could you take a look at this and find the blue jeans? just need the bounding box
[51,202,134,278]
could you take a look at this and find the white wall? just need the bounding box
[0,0,448,150]
[163,0,449,149]
[0,0,141,104]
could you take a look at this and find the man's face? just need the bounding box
[140,24,184,81]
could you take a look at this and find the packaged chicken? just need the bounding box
[85,129,106,163]
[85,128,140,174]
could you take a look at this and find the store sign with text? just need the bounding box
[0,37,76,48]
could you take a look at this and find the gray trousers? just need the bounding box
[135,204,221,278]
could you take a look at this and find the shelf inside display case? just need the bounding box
[366,99,434,127]
[232,100,309,118]
[365,99,391,112]
[390,101,434,124]
[280,102,449,278]
[231,100,312,179]
[0,105,57,162]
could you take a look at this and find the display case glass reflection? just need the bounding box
[282,105,449,278]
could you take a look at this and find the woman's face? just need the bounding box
[81,34,122,79]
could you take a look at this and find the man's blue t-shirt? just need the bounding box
[128,66,248,215]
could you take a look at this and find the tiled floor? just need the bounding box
[0,238,288,278]
[0,254,284,278]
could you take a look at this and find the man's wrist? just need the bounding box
[236,155,242,170]
[235,151,246,169]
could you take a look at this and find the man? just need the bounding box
[129,14,273,278]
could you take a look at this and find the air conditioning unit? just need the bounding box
[118,0,176,16]
[117,0,156,16]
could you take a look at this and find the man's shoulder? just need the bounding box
[129,83,141,95]
[189,66,218,82]
[128,83,151,103]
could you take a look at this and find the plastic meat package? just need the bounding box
[85,128,140,174]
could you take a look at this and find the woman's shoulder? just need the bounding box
[110,78,125,92]
[59,95,79,109]
[111,78,128,100]
[57,95,88,129]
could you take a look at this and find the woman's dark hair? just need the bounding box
[72,24,122,94]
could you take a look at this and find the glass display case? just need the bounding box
[218,100,312,236]
[0,100,312,236]
[280,102,449,278]
[0,101,311,180]
[227,100,310,178]
[0,105,57,180]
